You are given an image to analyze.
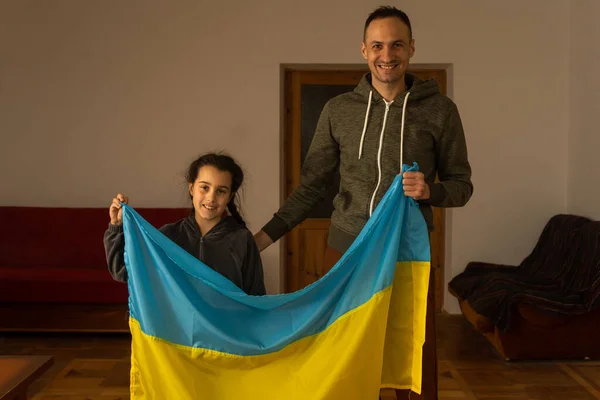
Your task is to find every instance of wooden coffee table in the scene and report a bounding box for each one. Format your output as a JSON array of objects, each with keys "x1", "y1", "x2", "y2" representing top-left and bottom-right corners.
[{"x1": 0, "y1": 356, "x2": 54, "y2": 400}]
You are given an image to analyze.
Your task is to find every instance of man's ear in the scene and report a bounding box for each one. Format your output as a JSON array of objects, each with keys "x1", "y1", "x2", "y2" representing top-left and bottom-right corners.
[
  {"x1": 361, "y1": 41, "x2": 368, "y2": 60},
  {"x1": 409, "y1": 38, "x2": 415, "y2": 59}
]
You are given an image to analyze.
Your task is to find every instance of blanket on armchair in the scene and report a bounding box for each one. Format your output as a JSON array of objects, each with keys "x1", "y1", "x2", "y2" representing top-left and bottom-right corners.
[{"x1": 449, "y1": 214, "x2": 600, "y2": 331}]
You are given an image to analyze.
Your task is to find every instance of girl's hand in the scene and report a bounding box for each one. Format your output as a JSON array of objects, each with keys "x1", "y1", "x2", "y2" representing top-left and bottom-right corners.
[{"x1": 109, "y1": 193, "x2": 129, "y2": 225}]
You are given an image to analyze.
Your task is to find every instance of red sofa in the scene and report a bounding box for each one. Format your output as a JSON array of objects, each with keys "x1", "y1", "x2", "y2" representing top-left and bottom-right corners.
[{"x1": 0, "y1": 206, "x2": 190, "y2": 331}]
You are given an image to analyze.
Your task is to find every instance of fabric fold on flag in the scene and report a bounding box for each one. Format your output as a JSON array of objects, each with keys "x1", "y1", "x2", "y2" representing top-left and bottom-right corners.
[{"x1": 123, "y1": 163, "x2": 431, "y2": 400}]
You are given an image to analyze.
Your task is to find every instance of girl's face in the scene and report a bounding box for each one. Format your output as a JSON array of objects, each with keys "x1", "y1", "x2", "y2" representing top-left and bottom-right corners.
[{"x1": 189, "y1": 165, "x2": 233, "y2": 224}]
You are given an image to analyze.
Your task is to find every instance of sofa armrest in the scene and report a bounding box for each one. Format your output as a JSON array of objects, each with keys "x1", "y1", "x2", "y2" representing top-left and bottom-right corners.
[{"x1": 459, "y1": 299, "x2": 494, "y2": 333}]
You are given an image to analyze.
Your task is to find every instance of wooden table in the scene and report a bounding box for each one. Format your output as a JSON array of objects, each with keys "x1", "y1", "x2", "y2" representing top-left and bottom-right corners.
[{"x1": 0, "y1": 356, "x2": 54, "y2": 400}]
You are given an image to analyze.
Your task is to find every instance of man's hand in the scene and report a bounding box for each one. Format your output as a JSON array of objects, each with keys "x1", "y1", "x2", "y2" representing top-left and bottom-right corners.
[
  {"x1": 254, "y1": 230, "x2": 274, "y2": 252},
  {"x1": 402, "y1": 171, "x2": 430, "y2": 200}
]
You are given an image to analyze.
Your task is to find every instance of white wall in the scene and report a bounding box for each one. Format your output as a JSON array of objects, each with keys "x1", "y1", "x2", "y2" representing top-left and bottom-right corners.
[
  {"x1": 569, "y1": 0, "x2": 600, "y2": 220},
  {"x1": 0, "y1": 0, "x2": 571, "y2": 309},
  {"x1": 410, "y1": 1, "x2": 571, "y2": 313}
]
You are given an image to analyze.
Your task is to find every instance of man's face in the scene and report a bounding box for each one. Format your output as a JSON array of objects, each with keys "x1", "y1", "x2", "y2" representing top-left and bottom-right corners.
[{"x1": 361, "y1": 17, "x2": 415, "y2": 86}]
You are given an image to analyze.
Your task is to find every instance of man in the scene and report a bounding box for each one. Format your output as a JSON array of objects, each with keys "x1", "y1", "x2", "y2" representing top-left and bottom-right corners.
[{"x1": 255, "y1": 6, "x2": 473, "y2": 399}]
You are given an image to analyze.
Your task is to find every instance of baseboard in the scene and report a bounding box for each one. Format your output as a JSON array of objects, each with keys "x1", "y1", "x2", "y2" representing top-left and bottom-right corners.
[{"x1": 0, "y1": 303, "x2": 130, "y2": 333}]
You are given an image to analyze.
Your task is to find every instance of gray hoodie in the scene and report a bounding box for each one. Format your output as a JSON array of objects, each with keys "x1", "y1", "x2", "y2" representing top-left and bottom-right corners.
[
  {"x1": 104, "y1": 215, "x2": 266, "y2": 296},
  {"x1": 262, "y1": 72, "x2": 473, "y2": 254}
]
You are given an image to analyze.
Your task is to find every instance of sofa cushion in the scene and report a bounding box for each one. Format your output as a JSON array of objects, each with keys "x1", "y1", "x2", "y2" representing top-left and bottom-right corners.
[
  {"x1": 0, "y1": 267, "x2": 128, "y2": 303},
  {"x1": 0, "y1": 206, "x2": 190, "y2": 271},
  {"x1": 0, "y1": 206, "x2": 190, "y2": 304},
  {"x1": 517, "y1": 303, "x2": 571, "y2": 328},
  {"x1": 0, "y1": 267, "x2": 117, "y2": 282}
]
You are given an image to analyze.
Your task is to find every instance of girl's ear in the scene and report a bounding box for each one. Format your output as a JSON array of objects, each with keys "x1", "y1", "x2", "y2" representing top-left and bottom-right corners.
[{"x1": 188, "y1": 183, "x2": 194, "y2": 197}]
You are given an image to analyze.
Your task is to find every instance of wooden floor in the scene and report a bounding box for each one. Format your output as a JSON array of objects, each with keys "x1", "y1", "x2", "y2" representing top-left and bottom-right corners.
[{"x1": 0, "y1": 314, "x2": 598, "y2": 399}]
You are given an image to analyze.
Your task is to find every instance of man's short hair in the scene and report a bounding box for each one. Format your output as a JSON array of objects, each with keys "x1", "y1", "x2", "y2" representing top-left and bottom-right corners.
[{"x1": 363, "y1": 6, "x2": 413, "y2": 40}]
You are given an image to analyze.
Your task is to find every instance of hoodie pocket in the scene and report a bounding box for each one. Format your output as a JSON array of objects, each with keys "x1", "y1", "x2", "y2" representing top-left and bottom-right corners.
[{"x1": 333, "y1": 190, "x2": 351, "y2": 211}]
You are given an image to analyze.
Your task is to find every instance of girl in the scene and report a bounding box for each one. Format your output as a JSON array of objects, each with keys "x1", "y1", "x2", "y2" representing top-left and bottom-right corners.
[{"x1": 104, "y1": 153, "x2": 266, "y2": 296}]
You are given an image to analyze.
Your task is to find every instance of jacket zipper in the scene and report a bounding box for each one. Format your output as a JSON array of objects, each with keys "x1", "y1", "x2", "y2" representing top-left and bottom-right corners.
[
  {"x1": 368, "y1": 100, "x2": 392, "y2": 216},
  {"x1": 199, "y1": 237, "x2": 204, "y2": 261}
]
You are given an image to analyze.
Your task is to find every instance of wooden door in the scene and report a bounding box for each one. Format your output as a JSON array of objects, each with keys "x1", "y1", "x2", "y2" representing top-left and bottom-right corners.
[{"x1": 283, "y1": 68, "x2": 447, "y2": 311}]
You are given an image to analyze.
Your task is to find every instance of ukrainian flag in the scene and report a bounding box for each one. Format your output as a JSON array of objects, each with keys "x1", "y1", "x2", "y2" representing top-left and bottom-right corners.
[{"x1": 122, "y1": 164, "x2": 431, "y2": 399}]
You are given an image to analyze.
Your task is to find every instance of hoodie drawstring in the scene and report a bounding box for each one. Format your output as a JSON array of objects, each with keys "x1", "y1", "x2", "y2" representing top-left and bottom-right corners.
[
  {"x1": 357, "y1": 90, "x2": 373, "y2": 160},
  {"x1": 364, "y1": 91, "x2": 411, "y2": 217},
  {"x1": 399, "y1": 92, "x2": 411, "y2": 173}
]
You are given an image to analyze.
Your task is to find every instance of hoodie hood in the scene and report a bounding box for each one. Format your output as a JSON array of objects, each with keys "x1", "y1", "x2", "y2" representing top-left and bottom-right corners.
[
  {"x1": 182, "y1": 214, "x2": 244, "y2": 240},
  {"x1": 354, "y1": 72, "x2": 441, "y2": 103}
]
